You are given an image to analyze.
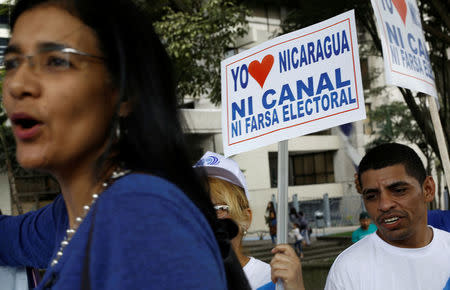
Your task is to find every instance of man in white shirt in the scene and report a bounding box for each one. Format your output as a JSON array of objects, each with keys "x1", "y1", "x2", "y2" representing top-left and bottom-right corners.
[{"x1": 325, "y1": 143, "x2": 450, "y2": 290}]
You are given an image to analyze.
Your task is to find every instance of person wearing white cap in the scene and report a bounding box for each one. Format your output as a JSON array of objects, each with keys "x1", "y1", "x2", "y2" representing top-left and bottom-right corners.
[{"x1": 194, "y1": 152, "x2": 305, "y2": 290}]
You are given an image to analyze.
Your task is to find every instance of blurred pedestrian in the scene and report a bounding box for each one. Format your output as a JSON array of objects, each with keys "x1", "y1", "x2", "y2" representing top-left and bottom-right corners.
[
  {"x1": 288, "y1": 207, "x2": 299, "y2": 230},
  {"x1": 351, "y1": 211, "x2": 377, "y2": 243},
  {"x1": 266, "y1": 202, "x2": 277, "y2": 244},
  {"x1": 288, "y1": 223, "x2": 304, "y2": 258},
  {"x1": 298, "y1": 211, "x2": 311, "y2": 245}
]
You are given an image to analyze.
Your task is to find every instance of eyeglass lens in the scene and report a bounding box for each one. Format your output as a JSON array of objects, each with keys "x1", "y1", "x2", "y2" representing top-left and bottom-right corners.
[{"x1": 2, "y1": 48, "x2": 103, "y2": 77}]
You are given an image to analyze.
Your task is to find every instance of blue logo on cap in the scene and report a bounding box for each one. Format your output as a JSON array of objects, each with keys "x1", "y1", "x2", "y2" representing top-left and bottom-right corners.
[{"x1": 196, "y1": 155, "x2": 219, "y2": 166}]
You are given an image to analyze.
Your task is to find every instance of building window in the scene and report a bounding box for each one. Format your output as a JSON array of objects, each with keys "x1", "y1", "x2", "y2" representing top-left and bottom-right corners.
[{"x1": 269, "y1": 151, "x2": 335, "y2": 187}]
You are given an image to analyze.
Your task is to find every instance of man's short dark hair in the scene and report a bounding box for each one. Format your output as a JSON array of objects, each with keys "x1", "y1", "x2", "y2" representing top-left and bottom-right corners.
[
  {"x1": 358, "y1": 143, "x2": 426, "y2": 188},
  {"x1": 359, "y1": 211, "x2": 370, "y2": 220}
]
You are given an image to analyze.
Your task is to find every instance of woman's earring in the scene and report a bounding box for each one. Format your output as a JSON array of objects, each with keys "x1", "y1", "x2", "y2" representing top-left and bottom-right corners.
[{"x1": 115, "y1": 124, "x2": 121, "y2": 140}]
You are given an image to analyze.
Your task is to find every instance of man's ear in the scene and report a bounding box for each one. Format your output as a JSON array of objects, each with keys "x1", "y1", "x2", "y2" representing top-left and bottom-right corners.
[
  {"x1": 118, "y1": 101, "x2": 132, "y2": 117},
  {"x1": 422, "y1": 176, "x2": 435, "y2": 202}
]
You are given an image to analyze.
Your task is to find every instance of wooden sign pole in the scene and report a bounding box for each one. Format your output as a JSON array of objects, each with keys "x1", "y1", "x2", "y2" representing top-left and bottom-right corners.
[{"x1": 428, "y1": 95, "x2": 450, "y2": 197}]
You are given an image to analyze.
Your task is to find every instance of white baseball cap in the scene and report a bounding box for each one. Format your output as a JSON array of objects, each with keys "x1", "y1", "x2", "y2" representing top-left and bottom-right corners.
[{"x1": 194, "y1": 151, "x2": 249, "y2": 198}]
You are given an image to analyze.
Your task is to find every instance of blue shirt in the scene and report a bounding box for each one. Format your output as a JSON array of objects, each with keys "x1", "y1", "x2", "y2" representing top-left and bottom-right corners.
[
  {"x1": 428, "y1": 210, "x2": 450, "y2": 232},
  {"x1": 352, "y1": 223, "x2": 377, "y2": 243},
  {"x1": 0, "y1": 173, "x2": 226, "y2": 289}
]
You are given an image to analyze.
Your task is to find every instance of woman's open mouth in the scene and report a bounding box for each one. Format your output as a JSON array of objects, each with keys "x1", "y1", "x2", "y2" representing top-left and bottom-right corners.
[{"x1": 10, "y1": 113, "x2": 43, "y2": 140}]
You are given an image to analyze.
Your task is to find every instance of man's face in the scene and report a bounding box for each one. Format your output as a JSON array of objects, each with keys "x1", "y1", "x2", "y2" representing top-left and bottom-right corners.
[
  {"x1": 360, "y1": 218, "x2": 371, "y2": 230},
  {"x1": 360, "y1": 164, "x2": 434, "y2": 248}
]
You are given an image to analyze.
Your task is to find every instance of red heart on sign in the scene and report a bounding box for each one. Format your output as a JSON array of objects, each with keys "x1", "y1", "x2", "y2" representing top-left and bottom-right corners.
[
  {"x1": 249, "y1": 54, "x2": 274, "y2": 88},
  {"x1": 392, "y1": 0, "x2": 407, "y2": 25}
]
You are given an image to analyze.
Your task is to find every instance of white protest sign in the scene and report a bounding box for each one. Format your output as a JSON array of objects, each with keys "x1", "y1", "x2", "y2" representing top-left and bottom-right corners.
[
  {"x1": 371, "y1": 0, "x2": 437, "y2": 97},
  {"x1": 221, "y1": 10, "x2": 366, "y2": 157}
]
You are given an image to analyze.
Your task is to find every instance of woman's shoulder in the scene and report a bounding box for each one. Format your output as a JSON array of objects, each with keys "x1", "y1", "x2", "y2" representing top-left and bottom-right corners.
[
  {"x1": 104, "y1": 172, "x2": 192, "y2": 204},
  {"x1": 94, "y1": 172, "x2": 210, "y2": 227},
  {"x1": 111, "y1": 172, "x2": 181, "y2": 191},
  {"x1": 89, "y1": 172, "x2": 218, "y2": 251}
]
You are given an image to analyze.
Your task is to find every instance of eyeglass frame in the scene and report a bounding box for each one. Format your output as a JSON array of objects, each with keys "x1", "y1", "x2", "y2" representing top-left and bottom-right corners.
[
  {"x1": 213, "y1": 205, "x2": 230, "y2": 211},
  {"x1": 1, "y1": 44, "x2": 105, "y2": 76}
]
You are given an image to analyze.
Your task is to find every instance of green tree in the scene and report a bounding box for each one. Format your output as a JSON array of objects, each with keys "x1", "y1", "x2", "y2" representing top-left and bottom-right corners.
[
  {"x1": 367, "y1": 101, "x2": 434, "y2": 173},
  {"x1": 154, "y1": 0, "x2": 250, "y2": 105},
  {"x1": 273, "y1": 0, "x2": 449, "y2": 164}
]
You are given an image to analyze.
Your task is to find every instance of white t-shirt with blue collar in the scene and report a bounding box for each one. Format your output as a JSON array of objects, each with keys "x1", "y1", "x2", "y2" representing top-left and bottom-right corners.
[{"x1": 243, "y1": 257, "x2": 275, "y2": 290}]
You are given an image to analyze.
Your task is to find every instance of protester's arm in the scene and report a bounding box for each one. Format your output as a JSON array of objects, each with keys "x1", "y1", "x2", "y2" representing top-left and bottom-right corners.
[
  {"x1": 270, "y1": 244, "x2": 305, "y2": 290},
  {"x1": 0, "y1": 196, "x2": 61, "y2": 268}
]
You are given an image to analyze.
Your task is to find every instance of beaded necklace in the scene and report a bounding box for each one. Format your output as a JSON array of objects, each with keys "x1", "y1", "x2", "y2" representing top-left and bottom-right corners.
[{"x1": 50, "y1": 168, "x2": 130, "y2": 267}]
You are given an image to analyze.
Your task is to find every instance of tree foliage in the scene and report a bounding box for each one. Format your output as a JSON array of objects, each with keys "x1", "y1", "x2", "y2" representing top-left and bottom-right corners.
[
  {"x1": 276, "y1": 0, "x2": 450, "y2": 163},
  {"x1": 367, "y1": 101, "x2": 434, "y2": 172},
  {"x1": 154, "y1": 0, "x2": 250, "y2": 105}
]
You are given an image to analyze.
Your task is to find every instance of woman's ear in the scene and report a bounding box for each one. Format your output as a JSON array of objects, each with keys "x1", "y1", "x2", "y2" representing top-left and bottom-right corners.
[{"x1": 244, "y1": 208, "x2": 252, "y2": 227}]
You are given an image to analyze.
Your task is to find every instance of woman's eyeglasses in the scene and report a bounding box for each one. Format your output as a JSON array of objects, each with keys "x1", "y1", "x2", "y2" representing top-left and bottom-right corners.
[
  {"x1": 213, "y1": 205, "x2": 230, "y2": 219},
  {"x1": 2, "y1": 46, "x2": 105, "y2": 77}
]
